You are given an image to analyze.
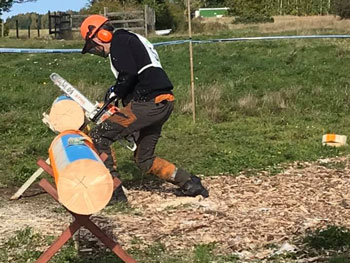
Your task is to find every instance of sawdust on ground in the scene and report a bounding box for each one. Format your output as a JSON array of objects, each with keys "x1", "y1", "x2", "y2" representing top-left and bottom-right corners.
[{"x1": 1, "y1": 156, "x2": 350, "y2": 261}]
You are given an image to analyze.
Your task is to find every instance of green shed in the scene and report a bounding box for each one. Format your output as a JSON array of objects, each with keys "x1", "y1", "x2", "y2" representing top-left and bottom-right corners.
[{"x1": 195, "y1": 8, "x2": 230, "y2": 18}]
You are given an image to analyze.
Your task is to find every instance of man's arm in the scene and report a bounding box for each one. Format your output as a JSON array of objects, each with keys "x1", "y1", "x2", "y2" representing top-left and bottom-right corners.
[
  {"x1": 110, "y1": 33, "x2": 138, "y2": 100},
  {"x1": 113, "y1": 71, "x2": 137, "y2": 100}
]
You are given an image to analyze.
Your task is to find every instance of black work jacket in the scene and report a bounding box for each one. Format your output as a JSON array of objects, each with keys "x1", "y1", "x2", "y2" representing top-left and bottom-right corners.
[{"x1": 109, "y1": 29, "x2": 173, "y2": 103}]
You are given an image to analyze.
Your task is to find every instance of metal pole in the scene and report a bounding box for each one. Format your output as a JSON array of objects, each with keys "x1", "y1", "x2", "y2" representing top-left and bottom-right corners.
[{"x1": 187, "y1": 0, "x2": 195, "y2": 123}]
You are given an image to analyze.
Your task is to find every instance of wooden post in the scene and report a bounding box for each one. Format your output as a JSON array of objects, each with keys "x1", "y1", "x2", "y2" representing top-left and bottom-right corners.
[
  {"x1": 1, "y1": 18, "x2": 4, "y2": 38},
  {"x1": 280, "y1": 0, "x2": 283, "y2": 15},
  {"x1": 37, "y1": 15, "x2": 40, "y2": 37},
  {"x1": 54, "y1": 12, "x2": 57, "y2": 39},
  {"x1": 187, "y1": 0, "x2": 196, "y2": 123},
  {"x1": 16, "y1": 20, "x2": 19, "y2": 38},
  {"x1": 104, "y1": 7, "x2": 108, "y2": 17},
  {"x1": 144, "y1": 5, "x2": 148, "y2": 37},
  {"x1": 70, "y1": 12, "x2": 73, "y2": 31},
  {"x1": 48, "y1": 11, "x2": 51, "y2": 34},
  {"x1": 28, "y1": 25, "x2": 30, "y2": 38}
]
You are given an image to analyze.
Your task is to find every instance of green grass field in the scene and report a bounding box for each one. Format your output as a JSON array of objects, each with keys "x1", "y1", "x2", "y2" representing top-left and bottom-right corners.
[
  {"x1": 1, "y1": 18, "x2": 350, "y2": 262},
  {"x1": 1, "y1": 32, "x2": 350, "y2": 186}
]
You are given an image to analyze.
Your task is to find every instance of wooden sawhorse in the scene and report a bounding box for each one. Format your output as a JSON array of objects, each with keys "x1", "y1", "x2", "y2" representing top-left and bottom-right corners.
[{"x1": 35, "y1": 159, "x2": 137, "y2": 263}]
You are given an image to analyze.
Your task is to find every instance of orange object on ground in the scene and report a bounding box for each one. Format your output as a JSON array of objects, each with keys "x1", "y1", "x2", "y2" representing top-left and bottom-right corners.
[{"x1": 322, "y1": 134, "x2": 347, "y2": 147}]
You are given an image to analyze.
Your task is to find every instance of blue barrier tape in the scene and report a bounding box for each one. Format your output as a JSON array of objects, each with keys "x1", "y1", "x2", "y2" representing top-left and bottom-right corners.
[
  {"x1": 1, "y1": 35, "x2": 350, "y2": 53},
  {"x1": 0, "y1": 48, "x2": 81, "y2": 53},
  {"x1": 153, "y1": 40, "x2": 188, "y2": 47},
  {"x1": 192, "y1": 35, "x2": 350, "y2": 44}
]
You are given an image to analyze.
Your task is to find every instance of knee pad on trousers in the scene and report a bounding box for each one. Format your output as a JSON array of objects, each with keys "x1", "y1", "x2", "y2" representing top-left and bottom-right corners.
[{"x1": 147, "y1": 157, "x2": 177, "y2": 181}]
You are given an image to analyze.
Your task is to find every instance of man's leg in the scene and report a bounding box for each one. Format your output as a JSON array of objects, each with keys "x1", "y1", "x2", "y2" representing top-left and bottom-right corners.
[
  {"x1": 135, "y1": 124, "x2": 209, "y2": 198},
  {"x1": 89, "y1": 101, "x2": 169, "y2": 202},
  {"x1": 89, "y1": 120, "x2": 131, "y2": 203}
]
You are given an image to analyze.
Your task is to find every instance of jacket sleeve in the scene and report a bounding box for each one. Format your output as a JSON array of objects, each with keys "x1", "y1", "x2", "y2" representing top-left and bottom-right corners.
[
  {"x1": 110, "y1": 34, "x2": 138, "y2": 99},
  {"x1": 113, "y1": 71, "x2": 137, "y2": 99}
]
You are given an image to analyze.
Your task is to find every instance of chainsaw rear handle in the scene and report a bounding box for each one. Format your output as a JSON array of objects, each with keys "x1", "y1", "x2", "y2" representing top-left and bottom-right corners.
[
  {"x1": 91, "y1": 95, "x2": 118, "y2": 123},
  {"x1": 91, "y1": 96, "x2": 137, "y2": 152}
]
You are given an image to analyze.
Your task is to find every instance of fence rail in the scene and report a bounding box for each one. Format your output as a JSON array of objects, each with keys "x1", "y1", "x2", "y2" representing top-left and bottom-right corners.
[
  {"x1": 107, "y1": 11, "x2": 144, "y2": 16},
  {"x1": 48, "y1": 6, "x2": 155, "y2": 39},
  {"x1": 110, "y1": 19, "x2": 145, "y2": 24}
]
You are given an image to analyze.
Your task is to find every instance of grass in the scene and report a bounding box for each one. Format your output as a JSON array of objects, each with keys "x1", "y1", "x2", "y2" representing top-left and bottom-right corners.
[
  {"x1": 2, "y1": 16, "x2": 350, "y2": 262},
  {"x1": 303, "y1": 225, "x2": 350, "y2": 250},
  {"x1": 0, "y1": 227, "x2": 239, "y2": 263},
  {"x1": 296, "y1": 225, "x2": 350, "y2": 262},
  {"x1": 2, "y1": 23, "x2": 350, "y2": 185},
  {"x1": 7, "y1": 29, "x2": 50, "y2": 38}
]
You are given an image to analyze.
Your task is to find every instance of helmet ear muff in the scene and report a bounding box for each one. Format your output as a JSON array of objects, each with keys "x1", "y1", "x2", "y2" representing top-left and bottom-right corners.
[{"x1": 97, "y1": 29, "x2": 113, "y2": 43}]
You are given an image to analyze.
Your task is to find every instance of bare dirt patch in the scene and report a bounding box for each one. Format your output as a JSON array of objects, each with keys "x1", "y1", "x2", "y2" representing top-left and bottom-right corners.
[{"x1": 1, "y1": 156, "x2": 350, "y2": 261}]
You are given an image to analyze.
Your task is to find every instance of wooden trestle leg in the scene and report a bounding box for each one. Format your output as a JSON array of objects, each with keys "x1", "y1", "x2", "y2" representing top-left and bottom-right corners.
[{"x1": 35, "y1": 158, "x2": 137, "y2": 263}]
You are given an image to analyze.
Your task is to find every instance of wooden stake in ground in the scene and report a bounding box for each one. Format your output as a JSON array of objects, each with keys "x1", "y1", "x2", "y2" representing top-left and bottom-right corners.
[
  {"x1": 1, "y1": 18, "x2": 4, "y2": 38},
  {"x1": 48, "y1": 95, "x2": 85, "y2": 133},
  {"x1": 49, "y1": 130, "x2": 113, "y2": 215},
  {"x1": 187, "y1": 0, "x2": 196, "y2": 123},
  {"x1": 10, "y1": 158, "x2": 50, "y2": 200}
]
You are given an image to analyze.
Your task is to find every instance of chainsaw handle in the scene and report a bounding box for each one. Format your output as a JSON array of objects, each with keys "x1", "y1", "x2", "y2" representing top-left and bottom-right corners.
[{"x1": 91, "y1": 96, "x2": 118, "y2": 122}]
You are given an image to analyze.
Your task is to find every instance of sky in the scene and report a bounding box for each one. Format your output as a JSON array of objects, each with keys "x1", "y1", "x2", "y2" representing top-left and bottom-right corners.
[{"x1": 2, "y1": 0, "x2": 89, "y2": 20}]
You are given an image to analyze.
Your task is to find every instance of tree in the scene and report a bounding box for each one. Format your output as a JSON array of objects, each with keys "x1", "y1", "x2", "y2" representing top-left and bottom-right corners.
[
  {"x1": 0, "y1": 0, "x2": 37, "y2": 15},
  {"x1": 333, "y1": 0, "x2": 350, "y2": 19}
]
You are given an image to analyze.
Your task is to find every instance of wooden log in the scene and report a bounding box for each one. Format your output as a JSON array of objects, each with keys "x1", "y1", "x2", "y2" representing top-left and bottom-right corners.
[
  {"x1": 48, "y1": 95, "x2": 85, "y2": 133},
  {"x1": 49, "y1": 130, "x2": 113, "y2": 215}
]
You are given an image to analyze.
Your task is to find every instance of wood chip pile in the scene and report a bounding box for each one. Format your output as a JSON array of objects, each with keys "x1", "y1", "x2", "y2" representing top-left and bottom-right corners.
[{"x1": 1, "y1": 156, "x2": 350, "y2": 260}]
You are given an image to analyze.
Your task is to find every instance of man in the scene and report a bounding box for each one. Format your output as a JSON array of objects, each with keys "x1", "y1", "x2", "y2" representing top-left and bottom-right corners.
[{"x1": 80, "y1": 15, "x2": 209, "y2": 203}]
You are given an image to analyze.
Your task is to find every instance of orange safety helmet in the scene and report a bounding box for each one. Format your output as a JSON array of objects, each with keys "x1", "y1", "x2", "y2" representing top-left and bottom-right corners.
[
  {"x1": 81, "y1": 15, "x2": 113, "y2": 55},
  {"x1": 81, "y1": 14, "x2": 109, "y2": 40}
]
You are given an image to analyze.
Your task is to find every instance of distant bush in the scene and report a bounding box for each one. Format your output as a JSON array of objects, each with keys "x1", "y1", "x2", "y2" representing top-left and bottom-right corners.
[
  {"x1": 155, "y1": 2, "x2": 186, "y2": 31},
  {"x1": 333, "y1": 0, "x2": 350, "y2": 19},
  {"x1": 234, "y1": 14, "x2": 274, "y2": 24},
  {"x1": 0, "y1": 20, "x2": 9, "y2": 36}
]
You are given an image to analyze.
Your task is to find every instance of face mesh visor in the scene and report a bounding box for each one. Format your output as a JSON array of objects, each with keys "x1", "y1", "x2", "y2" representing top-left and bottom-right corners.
[
  {"x1": 82, "y1": 37, "x2": 97, "y2": 54},
  {"x1": 82, "y1": 37, "x2": 107, "y2": 57}
]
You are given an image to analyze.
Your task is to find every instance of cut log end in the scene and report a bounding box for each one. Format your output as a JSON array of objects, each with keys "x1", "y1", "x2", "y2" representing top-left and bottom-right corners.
[
  {"x1": 49, "y1": 99, "x2": 85, "y2": 132},
  {"x1": 57, "y1": 159, "x2": 113, "y2": 215}
]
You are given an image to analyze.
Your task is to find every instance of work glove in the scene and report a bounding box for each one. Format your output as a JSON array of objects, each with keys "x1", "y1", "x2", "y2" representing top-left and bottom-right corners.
[{"x1": 104, "y1": 85, "x2": 118, "y2": 103}]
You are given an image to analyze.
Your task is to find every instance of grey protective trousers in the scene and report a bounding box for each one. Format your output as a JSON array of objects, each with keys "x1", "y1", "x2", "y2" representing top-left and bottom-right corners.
[{"x1": 90, "y1": 99, "x2": 174, "y2": 178}]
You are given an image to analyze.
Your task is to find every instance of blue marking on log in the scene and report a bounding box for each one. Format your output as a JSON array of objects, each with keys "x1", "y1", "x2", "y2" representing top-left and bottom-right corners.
[
  {"x1": 60, "y1": 134, "x2": 98, "y2": 163},
  {"x1": 54, "y1": 95, "x2": 73, "y2": 103}
]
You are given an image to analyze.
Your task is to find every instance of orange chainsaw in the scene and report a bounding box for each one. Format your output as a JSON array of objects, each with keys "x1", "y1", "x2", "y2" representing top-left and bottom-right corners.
[{"x1": 49, "y1": 72, "x2": 136, "y2": 151}]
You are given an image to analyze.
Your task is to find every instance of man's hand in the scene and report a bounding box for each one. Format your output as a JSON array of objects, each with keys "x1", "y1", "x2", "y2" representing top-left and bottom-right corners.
[{"x1": 104, "y1": 86, "x2": 117, "y2": 103}]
